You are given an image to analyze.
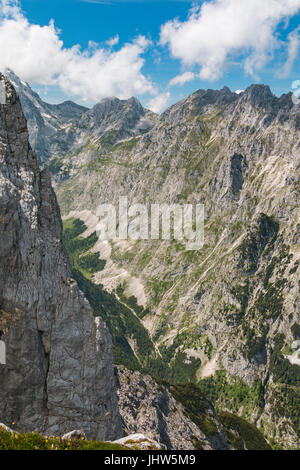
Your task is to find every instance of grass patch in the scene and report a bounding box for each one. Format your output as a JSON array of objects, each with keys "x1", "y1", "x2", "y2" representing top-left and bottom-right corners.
[{"x1": 0, "y1": 428, "x2": 127, "y2": 451}]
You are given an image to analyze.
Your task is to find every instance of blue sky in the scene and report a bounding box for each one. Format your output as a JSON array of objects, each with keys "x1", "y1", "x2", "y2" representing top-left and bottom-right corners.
[{"x1": 1, "y1": 0, "x2": 300, "y2": 112}]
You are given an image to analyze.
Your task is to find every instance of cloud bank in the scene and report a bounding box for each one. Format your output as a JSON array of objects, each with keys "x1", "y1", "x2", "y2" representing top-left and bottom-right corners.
[
  {"x1": 160, "y1": 0, "x2": 300, "y2": 81},
  {"x1": 0, "y1": 0, "x2": 155, "y2": 101},
  {"x1": 1, "y1": 0, "x2": 300, "y2": 111}
]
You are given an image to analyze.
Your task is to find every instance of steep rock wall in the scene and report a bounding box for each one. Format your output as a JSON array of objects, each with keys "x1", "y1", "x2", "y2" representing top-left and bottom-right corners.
[{"x1": 0, "y1": 74, "x2": 122, "y2": 440}]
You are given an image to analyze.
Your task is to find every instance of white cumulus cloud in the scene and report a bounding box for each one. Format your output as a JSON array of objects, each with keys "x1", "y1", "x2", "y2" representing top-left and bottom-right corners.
[
  {"x1": 160, "y1": 0, "x2": 300, "y2": 81},
  {"x1": 279, "y1": 27, "x2": 300, "y2": 78},
  {"x1": 147, "y1": 91, "x2": 170, "y2": 113},
  {"x1": 105, "y1": 34, "x2": 119, "y2": 47},
  {"x1": 168, "y1": 71, "x2": 195, "y2": 87},
  {"x1": 0, "y1": 0, "x2": 156, "y2": 101}
]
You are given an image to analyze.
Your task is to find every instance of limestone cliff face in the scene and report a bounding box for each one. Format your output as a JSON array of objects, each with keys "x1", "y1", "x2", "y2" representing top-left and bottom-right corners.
[{"x1": 0, "y1": 74, "x2": 122, "y2": 440}]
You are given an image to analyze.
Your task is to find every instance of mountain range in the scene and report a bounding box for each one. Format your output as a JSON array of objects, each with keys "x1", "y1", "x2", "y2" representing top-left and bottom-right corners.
[{"x1": 1, "y1": 69, "x2": 299, "y2": 450}]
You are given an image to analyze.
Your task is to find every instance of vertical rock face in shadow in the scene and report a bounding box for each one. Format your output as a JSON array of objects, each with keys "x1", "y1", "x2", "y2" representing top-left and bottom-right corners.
[
  {"x1": 0, "y1": 74, "x2": 122, "y2": 440},
  {"x1": 230, "y1": 153, "x2": 246, "y2": 195}
]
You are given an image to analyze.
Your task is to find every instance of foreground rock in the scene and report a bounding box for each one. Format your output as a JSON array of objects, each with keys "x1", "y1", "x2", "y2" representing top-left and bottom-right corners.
[
  {"x1": 0, "y1": 423, "x2": 14, "y2": 434},
  {"x1": 61, "y1": 430, "x2": 87, "y2": 440},
  {"x1": 0, "y1": 74, "x2": 122, "y2": 440},
  {"x1": 110, "y1": 433, "x2": 164, "y2": 450}
]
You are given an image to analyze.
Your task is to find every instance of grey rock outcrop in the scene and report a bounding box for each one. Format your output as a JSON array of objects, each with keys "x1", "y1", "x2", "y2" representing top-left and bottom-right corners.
[
  {"x1": 47, "y1": 96, "x2": 158, "y2": 162},
  {"x1": 115, "y1": 366, "x2": 228, "y2": 450},
  {"x1": 0, "y1": 73, "x2": 122, "y2": 440},
  {"x1": 61, "y1": 430, "x2": 87, "y2": 440}
]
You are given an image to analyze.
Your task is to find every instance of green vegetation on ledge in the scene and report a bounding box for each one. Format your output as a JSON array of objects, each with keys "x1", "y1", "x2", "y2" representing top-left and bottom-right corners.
[
  {"x1": 217, "y1": 412, "x2": 271, "y2": 450},
  {"x1": 0, "y1": 428, "x2": 127, "y2": 451}
]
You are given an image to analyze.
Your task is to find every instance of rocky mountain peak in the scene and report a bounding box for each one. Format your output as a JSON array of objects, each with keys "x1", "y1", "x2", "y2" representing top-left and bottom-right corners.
[
  {"x1": 161, "y1": 86, "x2": 237, "y2": 124},
  {"x1": 80, "y1": 95, "x2": 149, "y2": 129},
  {"x1": 193, "y1": 86, "x2": 237, "y2": 109},
  {"x1": 2, "y1": 69, "x2": 88, "y2": 163},
  {"x1": 239, "y1": 84, "x2": 275, "y2": 107},
  {"x1": 3, "y1": 68, "x2": 30, "y2": 91},
  {"x1": 58, "y1": 94, "x2": 158, "y2": 152}
]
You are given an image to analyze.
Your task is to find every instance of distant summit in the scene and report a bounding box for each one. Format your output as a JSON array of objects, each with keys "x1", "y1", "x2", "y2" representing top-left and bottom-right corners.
[
  {"x1": 3, "y1": 70, "x2": 158, "y2": 163},
  {"x1": 4, "y1": 69, "x2": 88, "y2": 162}
]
